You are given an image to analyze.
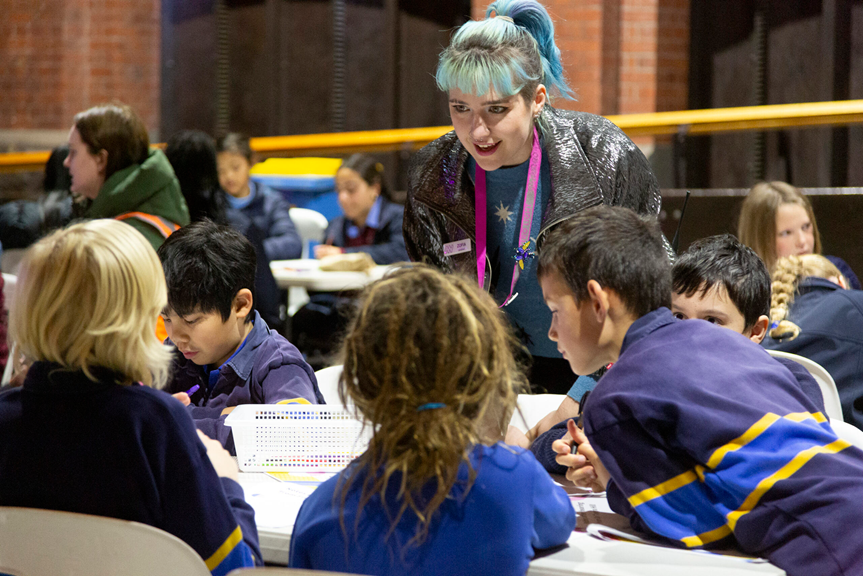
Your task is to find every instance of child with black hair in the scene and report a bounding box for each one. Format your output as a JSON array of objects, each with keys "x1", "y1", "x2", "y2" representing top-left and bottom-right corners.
[
  {"x1": 159, "y1": 220, "x2": 323, "y2": 453},
  {"x1": 528, "y1": 233, "x2": 827, "y2": 464},
  {"x1": 543, "y1": 206, "x2": 863, "y2": 575},
  {"x1": 670, "y1": 234, "x2": 824, "y2": 411},
  {"x1": 216, "y1": 133, "x2": 301, "y2": 262},
  {"x1": 289, "y1": 266, "x2": 574, "y2": 575}
]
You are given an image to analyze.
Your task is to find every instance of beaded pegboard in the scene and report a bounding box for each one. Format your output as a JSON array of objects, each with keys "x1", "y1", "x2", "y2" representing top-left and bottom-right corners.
[{"x1": 226, "y1": 404, "x2": 371, "y2": 472}]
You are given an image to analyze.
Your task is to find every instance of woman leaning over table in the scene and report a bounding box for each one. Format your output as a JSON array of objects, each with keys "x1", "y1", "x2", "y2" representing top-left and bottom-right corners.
[{"x1": 404, "y1": 0, "x2": 664, "y2": 393}]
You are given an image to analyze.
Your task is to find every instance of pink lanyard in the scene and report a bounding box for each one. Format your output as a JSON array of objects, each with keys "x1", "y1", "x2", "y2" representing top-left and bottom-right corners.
[{"x1": 474, "y1": 127, "x2": 542, "y2": 307}]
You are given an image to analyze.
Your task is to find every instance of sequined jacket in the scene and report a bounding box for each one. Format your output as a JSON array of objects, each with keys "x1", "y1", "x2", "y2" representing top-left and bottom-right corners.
[{"x1": 404, "y1": 106, "x2": 662, "y2": 290}]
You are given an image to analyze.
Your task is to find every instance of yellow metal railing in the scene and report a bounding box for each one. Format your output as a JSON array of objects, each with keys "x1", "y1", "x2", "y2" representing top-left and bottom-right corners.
[{"x1": 3, "y1": 99, "x2": 863, "y2": 174}]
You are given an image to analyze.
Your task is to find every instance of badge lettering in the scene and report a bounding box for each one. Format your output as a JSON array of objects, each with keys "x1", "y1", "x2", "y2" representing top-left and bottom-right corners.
[{"x1": 443, "y1": 239, "x2": 471, "y2": 257}]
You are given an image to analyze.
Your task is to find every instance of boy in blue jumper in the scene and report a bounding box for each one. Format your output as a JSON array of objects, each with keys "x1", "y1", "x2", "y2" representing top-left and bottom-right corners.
[
  {"x1": 542, "y1": 206, "x2": 863, "y2": 575},
  {"x1": 529, "y1": 233, "x2": 827, "y2": 463},
  {"x1": 158, "y1": 220, "x2": 323, "y2": 454}
]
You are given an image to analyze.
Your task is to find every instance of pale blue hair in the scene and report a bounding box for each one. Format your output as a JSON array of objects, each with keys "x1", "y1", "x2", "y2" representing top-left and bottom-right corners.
[{"x1": 435, "y1": 0, "x2": 573, "y2": 101}]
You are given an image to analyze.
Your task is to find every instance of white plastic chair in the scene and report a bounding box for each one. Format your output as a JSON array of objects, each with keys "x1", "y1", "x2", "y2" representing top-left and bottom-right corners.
[
  {"x1": 2, "y1": 274, "x2": 18, "y2": 387},
  {"x1": 767, "y1": 349, "x2": 843, "y2": 421},
  {"x1": 2, "y1": 273, "x2": 16, "y2": 316},
  {"x1": 0, "y1": 506, "x2": 210, "y2": 576},
  {"x1": 829, "y1": 419, "x2": 863, "y2": 450},
  {"x1": 314, "y1": 364, "x2": 344, "y2": 407},
  {"x1": 286, "y1": 208, "x2": 329, "y2": 315},
  {"x1": 509, "y1": 393, "x2": 567, "y2": 432},
  {"x1": 0, "y1": 249, "x2": 26, "y2": 276},
  {"x1": 289, "y1": 207, "x2": 329, "y2": 259}
]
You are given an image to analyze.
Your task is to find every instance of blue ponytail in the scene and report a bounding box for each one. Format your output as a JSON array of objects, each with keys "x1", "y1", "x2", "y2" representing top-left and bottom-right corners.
[
  {"x1": 485, "y1": 0, "x2": 572, "y2": 99},
  {"x1": 436, "y1": 0, "x2": 573, "y2": 101}
]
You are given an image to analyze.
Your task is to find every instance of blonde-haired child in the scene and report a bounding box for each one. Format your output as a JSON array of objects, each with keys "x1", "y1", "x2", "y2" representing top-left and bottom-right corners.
[
  {"x1": 737, "y1": 181, "x2": 860, "y2": 288},
  {"x1": 0, "y1": 219, "x2": 260, "y2": 574},
  {"x1": 764, "y1": 254, "x2": 863, "y2": 428},
  {"x1": 289, "y1": 265, "x2": 575, "y2": 575}
]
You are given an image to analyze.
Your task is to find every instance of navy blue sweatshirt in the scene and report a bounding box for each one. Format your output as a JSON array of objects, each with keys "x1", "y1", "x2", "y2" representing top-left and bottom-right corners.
[
  {"x1": 0, "y1": 362, "x2": 261, "y2": 575},
  {"x1": 587, "y1": 308, "x2": 863, "y2": 576}
]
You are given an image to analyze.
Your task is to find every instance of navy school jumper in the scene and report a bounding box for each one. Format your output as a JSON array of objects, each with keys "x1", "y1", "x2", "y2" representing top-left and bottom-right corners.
[
  {"x1": 166, "y1": 310, "x2": 323, "y2": 454},
  {"x1": 587, "y1": 308, "x2": 863, "y2": 576},
  {"x1": 0, "y1": 362, "x2": 261, "y2": 575}
]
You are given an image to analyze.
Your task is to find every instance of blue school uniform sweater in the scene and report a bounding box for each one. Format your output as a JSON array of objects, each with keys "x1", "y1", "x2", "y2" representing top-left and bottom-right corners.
[
  {"x1": 762, "y1": 277, "x2": 863, "y2": 429},
  {"x1": 586, "y1": 308, "x2": 863, "y2": 576},
  {"x1": 0, "y1": 362, "x2": 261, "y2": 575},
  {"x1": 323, "y1": 196, "x2": 409, "y2": 265},
  {"x1": 167, "y1": 311, "x2": 323, "y2": 454},
  {"x1": 289, "y1": 443, "x2": 575, "y2": 576}
]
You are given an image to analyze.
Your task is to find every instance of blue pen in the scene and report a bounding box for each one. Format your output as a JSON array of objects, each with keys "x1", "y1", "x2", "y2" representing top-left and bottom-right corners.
[{"x1": 185, "y1": 384, "x2": 200, "y2": 396}]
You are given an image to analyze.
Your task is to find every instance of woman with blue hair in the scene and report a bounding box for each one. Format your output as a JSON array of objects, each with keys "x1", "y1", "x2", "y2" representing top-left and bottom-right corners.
[{"x1": 404, "y1": 0, "x2": 664, "y2": 394}]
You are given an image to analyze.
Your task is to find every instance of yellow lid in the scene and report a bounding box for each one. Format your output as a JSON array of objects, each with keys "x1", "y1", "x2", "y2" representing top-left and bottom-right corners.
[{"x1": 250, "y1": 157, "x2": 342, "y2": 177}]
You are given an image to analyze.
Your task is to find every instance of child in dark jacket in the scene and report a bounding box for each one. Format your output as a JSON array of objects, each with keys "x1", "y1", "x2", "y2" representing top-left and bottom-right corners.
[
  {"x1": 764, "y1": 254, "x2": 863, "y2": 429},
  {"x1": 217, "y1": 133, "x2": 302, "y2": 262},
  {"x1": 314, "y1": 153, "x2": 409, "y2": 265},
  {"x1": 543, "y1": 206, "x2": 863, "y2": 576},
  {"x1": 0, "y1": 219, "x2": 260, "y2": 574},
  {"x1": 159, "y1": 220, "x2": 323, "y2": 454},
  {"x1": 527, "y1": 233, "x2": 826, "y2": 462}
]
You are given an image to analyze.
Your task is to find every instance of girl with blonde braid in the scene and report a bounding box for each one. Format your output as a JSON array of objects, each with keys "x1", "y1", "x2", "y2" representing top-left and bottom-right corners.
[
  {"x1": 764, "y1": 254, "x2": 863, "y2": 429},
  {"x1": 289, "y1": 265, "x2": 575, "y2": 575}
]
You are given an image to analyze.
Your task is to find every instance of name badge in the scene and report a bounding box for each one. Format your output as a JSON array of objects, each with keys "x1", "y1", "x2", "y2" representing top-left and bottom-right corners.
[{"x1": 443, "y1": 239, "x2": 471, "y2": 257}]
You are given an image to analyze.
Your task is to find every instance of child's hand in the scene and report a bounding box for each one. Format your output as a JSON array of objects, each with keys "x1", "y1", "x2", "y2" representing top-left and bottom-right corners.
[
  {"x1": 172, "y1": 392, "x2": 191, "y2": 406},
  {"x1": 314, "y1": 244, "x2": 344, "y2": 259},
  {"x1": 552, "y1": 419, "x2": 610, "y2": 492},
  {"x1": 504, "y1": 425, "x2": 531, "y2": 449},
  {"x1": 197, "y1": 430, "x2": 239, "y2": 481}
]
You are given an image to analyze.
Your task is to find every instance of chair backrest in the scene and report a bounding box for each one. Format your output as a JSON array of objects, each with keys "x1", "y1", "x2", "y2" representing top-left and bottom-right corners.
[
  {"x1": 289, "y1": 207, "x2": 329, "y2": 259},
  {"x1": 2, "y1": 273, "x2": 16, "y2": 315},
  {"x1": 509, "y1": 394, "x2": 567, "y2": 432},
  {"x1": 829, "y1": 418, "x2": 863, "y2": 450},
  {"x1": 0, "y1": 249, "x2": 26, "y2": 276},
  {"x1": 0, "y1": 506, "x2": 210, "y2": 576},
  {"x1": 767, "y1": 349, "x2": 844, "y2": 420},
  {"x1": 315, "y1": 364, "x2": 344, "y2": 407}
]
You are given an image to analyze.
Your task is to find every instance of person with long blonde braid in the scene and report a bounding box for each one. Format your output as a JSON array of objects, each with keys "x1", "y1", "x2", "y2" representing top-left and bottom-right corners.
[
  {"x1": 288, "y1": 265, "x2": 574, "y2": 575},
  {"x1": 764, "y1": 254, "x2": 863, "y2": 429}
]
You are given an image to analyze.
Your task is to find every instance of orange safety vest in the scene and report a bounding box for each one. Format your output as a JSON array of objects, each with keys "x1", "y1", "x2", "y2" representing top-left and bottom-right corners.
[
  {"x1": 115, "y1": 211, "x2": 181, "y2": 239},
  {"x1": 114, "y1": 212, "x2": 180, "y2": 342}
]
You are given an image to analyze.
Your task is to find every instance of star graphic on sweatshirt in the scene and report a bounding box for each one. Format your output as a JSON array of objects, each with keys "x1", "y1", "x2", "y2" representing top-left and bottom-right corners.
[{"x1": 495, "y1": 201, "x2": 513, "y2": 223}]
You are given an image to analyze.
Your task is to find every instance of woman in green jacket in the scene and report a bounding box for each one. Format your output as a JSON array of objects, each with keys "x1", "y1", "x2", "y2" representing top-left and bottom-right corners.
[{"x1": 63, "y1": 103, "x2": 189, "y2": 249}]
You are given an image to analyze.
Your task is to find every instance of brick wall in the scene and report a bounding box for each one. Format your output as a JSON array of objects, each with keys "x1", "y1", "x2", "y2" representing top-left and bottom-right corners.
[
  {"x1": 469, "y1": 0, "x2": 690, "y2": 117},
  {"x1": 0, "y1": 0, "x2": 161, "y2": 143}
]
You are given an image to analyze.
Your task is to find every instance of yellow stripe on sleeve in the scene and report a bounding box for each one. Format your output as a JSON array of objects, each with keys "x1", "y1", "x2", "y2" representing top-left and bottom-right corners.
[
  {"x1": 628, "y1": 469, "x2": 700, "y2": 507},
  {"x1": 784, "y1": 411, "x2": 827, "y2": 424},
  {"x1": 726, "y1": 438, "x2": 851, "y2": 531},
  {"x1": 681, "y1": 523, "x2": 733, "y2": 548},
  {"x1": 277, "y1": 398, "x2": 312, "y2": 405},
  {"x1": 705, "y1": 413, "x2": 780, "y2": 469},
  {"x1": 205, "y1": 525, "x2": 244, "y2": 571},
  {"x1": 704, "y1": 412, "x2": 826, "y2": 470}
]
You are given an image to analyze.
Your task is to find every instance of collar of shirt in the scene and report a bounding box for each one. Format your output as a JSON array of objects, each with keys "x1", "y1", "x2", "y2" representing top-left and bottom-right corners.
[
  {"x1": 346, "y1": 195, "x2": 383, "y2": 239},
  {"x1": 225, "y1": 180, "x2": 259, "y2": 210},
  {"x1": 202, "y1": 310, "x2": 273, "y2": 389},
  {"x1": 797, "y1": 276, "x2": 842, "y2": 296},
  {"x1": 23, "y1": 361, "x2": 122, "y2": 394},
  {"x1": 619, "y1": 307, "x2": 677, "y2": 356}
]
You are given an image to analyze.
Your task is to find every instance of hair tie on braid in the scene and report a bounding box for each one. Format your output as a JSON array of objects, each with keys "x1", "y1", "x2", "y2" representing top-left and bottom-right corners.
[
  {"x1": 416, "y1": 402, "x2": 446, "y2": 412},
  {"x1": 493, "y1": 14, "x2": 514, "y2": 23}
]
